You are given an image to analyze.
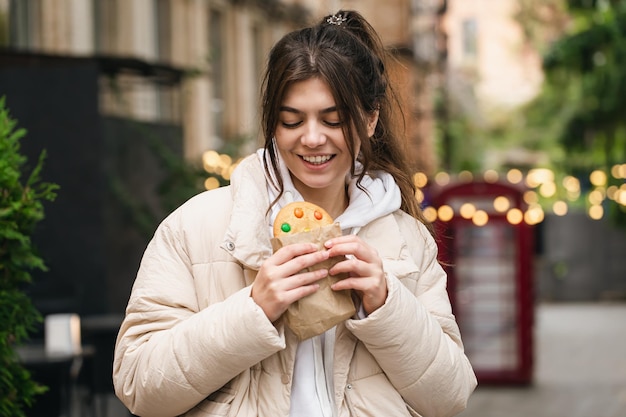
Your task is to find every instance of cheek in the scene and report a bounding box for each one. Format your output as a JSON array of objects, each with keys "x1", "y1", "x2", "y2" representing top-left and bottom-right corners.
[{"x1": 274, "y1": 130, "x2": 295, "y2": 150}]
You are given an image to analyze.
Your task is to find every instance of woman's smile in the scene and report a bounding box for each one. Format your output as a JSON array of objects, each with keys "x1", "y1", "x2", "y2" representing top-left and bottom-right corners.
[
  {"x1": 299, "y1": 154, "x2": 335, "y2": 166},
  {"x1": 274, "y1": 77, "x2": 356, "y2": 203}
]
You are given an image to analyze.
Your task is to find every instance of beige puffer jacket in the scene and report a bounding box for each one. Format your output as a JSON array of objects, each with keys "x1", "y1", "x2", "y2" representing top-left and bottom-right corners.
[{"x1": 113, "y1": 154, "x2": 476, "y2": 417}]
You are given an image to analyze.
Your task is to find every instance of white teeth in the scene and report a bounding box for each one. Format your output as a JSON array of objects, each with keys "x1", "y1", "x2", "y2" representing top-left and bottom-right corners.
[{"x1": 302, "y1": 155, "x2": 332, "y2": 164}]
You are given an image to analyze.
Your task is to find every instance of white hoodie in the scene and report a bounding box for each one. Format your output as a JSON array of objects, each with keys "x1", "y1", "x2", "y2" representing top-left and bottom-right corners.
[{"x1": 257, "y1": 149, "x2": 402, "y2": 417}]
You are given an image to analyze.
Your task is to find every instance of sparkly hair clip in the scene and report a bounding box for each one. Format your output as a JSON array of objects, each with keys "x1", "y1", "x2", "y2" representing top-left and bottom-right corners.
[{"x1": 326, "y1": 13, "x2": 347, "y2": 26}]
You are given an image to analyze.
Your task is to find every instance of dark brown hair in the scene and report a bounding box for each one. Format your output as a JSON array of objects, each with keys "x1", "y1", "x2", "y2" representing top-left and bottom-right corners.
[{"x1": 260, "y1": 10, "x2": 428, "y2": 225}]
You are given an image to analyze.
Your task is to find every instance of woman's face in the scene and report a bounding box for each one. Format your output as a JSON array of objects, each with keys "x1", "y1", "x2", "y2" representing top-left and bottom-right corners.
[{"x1": 274, "y1": 77, "x2": 375, "y2": 201}]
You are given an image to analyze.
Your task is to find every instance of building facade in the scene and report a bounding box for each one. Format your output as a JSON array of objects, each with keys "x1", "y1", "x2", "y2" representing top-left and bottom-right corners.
[
  {"x1": 443, "y1": 0, "x2": 543, "y2": 121},
  {"x1": 1, "y1": 0, "x2": 443, "y2": 172}
]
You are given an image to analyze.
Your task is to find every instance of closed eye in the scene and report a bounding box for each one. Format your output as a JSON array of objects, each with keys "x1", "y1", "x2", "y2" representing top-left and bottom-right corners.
[
  {"x1": 281, "y1": 121, "x2": 302, "y2": 128},
  {"x1": 324, "y1": 120, "x2": 342, "y2": 128},
  {"x1": 279, "y1": 105, "x2": 341, "y2": 129}
]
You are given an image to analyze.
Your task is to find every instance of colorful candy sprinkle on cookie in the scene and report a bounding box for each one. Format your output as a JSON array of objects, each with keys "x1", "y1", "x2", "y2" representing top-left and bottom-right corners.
[{"x1": 272, "y1": 201, "x2": 334, "y2": 237}]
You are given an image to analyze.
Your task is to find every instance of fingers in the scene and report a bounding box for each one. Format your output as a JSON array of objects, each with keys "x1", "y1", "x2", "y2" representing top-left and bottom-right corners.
[
  {"x1": 281, "y1": 268, "x2": 328, "y2": 300},
  {"x1": 324, "y1": 235, "x2": 388, "y2": 314},
  {"x1": 271, "y1": 243, "x2": 330, "y2": 277},
  {"x1": 324, "y1": 236, "x2": 381, "y2": 279},
  {"x1": 252, "y1": 243, "x2": 330, "y2": 322},
  {"x1": 328, "y1": 255, "x2": 375, "y2": 278},
  {"x1": 324, "y1": 235, "x2": 379, "y2": 264},
  {"x1": 273, "y1": 242, "x2": 319, "y2": 260}
]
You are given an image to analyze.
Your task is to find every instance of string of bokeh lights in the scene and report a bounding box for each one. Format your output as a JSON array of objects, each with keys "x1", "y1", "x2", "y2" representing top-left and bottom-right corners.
[{"x1": 202, "y1": 149, "x2": 626, "y2": 227}]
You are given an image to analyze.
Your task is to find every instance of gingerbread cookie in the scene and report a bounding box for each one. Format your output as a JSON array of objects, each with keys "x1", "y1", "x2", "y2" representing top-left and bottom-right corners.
[{"x1": 273, "y1": 201, "x2": 333, "y2": 237}]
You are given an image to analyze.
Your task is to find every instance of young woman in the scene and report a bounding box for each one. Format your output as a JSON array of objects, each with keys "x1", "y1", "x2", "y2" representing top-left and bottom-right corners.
[{"x1": 113, "y1": 10, "x2": 476, "y2": 417}]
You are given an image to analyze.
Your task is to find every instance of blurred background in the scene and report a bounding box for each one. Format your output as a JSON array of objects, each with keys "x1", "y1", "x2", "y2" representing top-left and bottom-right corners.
[{"x1": 0, "y1": 0, "x2": 624, "y2": 416}]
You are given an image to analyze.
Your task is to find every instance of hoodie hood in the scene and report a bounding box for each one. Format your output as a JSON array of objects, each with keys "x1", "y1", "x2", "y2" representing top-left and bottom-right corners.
[{"x1": 257, "y1": 148, "x2": 401, "y2": 233}]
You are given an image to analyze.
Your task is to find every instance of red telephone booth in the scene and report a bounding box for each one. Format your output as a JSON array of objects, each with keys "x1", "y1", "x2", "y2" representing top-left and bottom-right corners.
[{"x1": 430, "y1": 180, "x2": 534, "y2": 385}]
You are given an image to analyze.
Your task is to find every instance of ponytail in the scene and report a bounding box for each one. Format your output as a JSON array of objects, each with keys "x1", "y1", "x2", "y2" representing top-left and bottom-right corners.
[
  {"x1": 319, "y1": 11, "x2": 429, "y2": 228},
  {"x1": 262, "y1": 10, "x2": 431, "y2": 230}
]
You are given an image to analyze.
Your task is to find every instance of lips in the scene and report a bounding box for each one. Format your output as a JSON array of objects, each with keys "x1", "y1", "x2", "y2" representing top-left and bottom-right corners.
[{"x1": 301, "y1": 154, "x2": 334, "y2": 165}]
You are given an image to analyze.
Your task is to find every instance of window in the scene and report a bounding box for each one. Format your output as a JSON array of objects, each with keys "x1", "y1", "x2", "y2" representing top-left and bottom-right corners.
[
  {"x1": 93, "y1": 0, "x2": 118, "y2": 54},
  {"x1": 8, "y1": 0, "x2": 41, "y2": 50},
  {"x1": 251, "y1": 22, "x2": 264, "y2": 96},
  {"x1": 155, "y1": 0, "x2": 171, "y2": 62},
  {"x1": 411, "y1": 0, "x2": 440, "y2": 13},
  {"x1": 209, "y1": 8, "x2": 225, "y2": 143},
  {"x1": 462, "y1": 18, "x2": 477, "y2": 58},
  {"x1": 153, "y1": 0, "x2": 178, "y2": 122}
]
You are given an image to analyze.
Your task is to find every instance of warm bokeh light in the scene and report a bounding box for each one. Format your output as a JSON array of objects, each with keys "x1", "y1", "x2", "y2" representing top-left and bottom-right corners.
[
  {"x1": 413, "y1": 172, "x2": 428, "y2": 188},
  {"x1": 472, "y1": 210, "x2": 489, "y2": 226},
  {"x1": 506, "y1": 168, "x2": 523, "y2": 184},
  {"x1": 220, "y1": 153, "x2": 232, "y2": 167},
  {"x1": 423, "y1": 206, "x2": 438, "y2": 223},
  {"x1": 563, "y1": 175, "x2": 581, "y2": 201},
  {"x1": 524, "y1": 205, "x2": 544, "y2": 225},
  {"x1": 434, "y1": 172, "x2": 450, "y2": 186},
  {"x1": 526, "y1": 168, "x2": 554, "y2": 188},
  {"x1": 610, "y1": 163, "x2": 626, "y2": 179},
  {"x1": 590, "y1": 170, "x2": 607, "y2": 187},
  {"x1": 553, "y1": 200, "x2": 568, "y2": 216},
  {"x1": 610, "y1": 164, "x2": 621, "y2": 179},
  {"x1": 415, "y1": 188, "x2": 425, "y2": 203},
  {"x1": 414, "y1": 165, "x2": 626, "y2": 225},
  {"x1": 562, "y1": 175, "x2": 581, "y2": 192},
  {"x1": 222, "y1": 165, "x2": 234, "y2": 181},
  {"x1": 523, "y1": 190, "x2": 539, "y2": 205},
  {"x1": 607, "y1": 185, "x2": 618, "y2": 200},
  {"x1": 202, "y1": 150, "x2": 240, "y2": 185},
  {"x1": 460, "y1": 203, "x2": 476, "y2": 219},
  {"x1": 566, "y1": 189, "x2": 581, "y2": 201},
  {"x1": 588, "y1": 189, "x2": 604, "y2": 205},
  {"x1": 616, "y1": 189, "x2": 626, "y2": 206},
  {"x1": 438, "y1": 205, "x2": 454, "y2": 222},
  {"x1": 588, "y1": 204, "x2": 604, "y2": 220},
  {"x1": 483, "y1": 169, "x2": 499, "y2": 183},
  {"x1": 506, "y1": 208, "x2": 523, "y2": 225},
  {"x1": 204, "y1": 177, "x2": 220, "y2": 190},
  {"x1": 539, "y1": 181, "x2": 557, "y2": 198},
  {"x1": 458, "y1": 170, "x2": 473, "y2": 182},
  {"x1": 203, "y1": 150, "x2": 221, "y2": 170},
  {"x1": 493, "y1": 196, "x2": 510, "y2": 212}
]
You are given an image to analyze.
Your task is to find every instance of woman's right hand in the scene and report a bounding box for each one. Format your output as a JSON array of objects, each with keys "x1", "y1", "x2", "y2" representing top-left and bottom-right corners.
[{"x1": 252, "y1": 243, "x2": 329, "y2": 322}]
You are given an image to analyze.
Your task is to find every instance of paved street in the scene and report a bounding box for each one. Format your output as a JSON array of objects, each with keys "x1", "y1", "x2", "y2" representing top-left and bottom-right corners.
[
  {"x1": 94, "y1": 302, "x2": 626, "y2": 417},
  {"x1": 458, "y1": 302, "x2": 626, "y2": 417}
]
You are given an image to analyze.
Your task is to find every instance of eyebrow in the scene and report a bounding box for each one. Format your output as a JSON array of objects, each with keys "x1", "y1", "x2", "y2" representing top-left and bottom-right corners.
[{"x1": 279, "y1": 106, "x2": 338, "y2": 115}]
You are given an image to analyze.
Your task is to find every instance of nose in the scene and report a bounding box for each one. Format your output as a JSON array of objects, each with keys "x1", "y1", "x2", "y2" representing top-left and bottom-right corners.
[{"x1": 301, "y1": 121, "x2": 327, "y2": 148}]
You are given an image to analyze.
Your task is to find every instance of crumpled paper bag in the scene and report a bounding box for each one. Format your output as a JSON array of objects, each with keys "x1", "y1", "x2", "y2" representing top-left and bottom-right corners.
[{"x1": 270, "y1": 223, "x2": 356, "y2": 340}]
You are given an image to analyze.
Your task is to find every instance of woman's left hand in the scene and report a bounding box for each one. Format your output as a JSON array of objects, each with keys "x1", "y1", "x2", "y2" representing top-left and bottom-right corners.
[{"x1": 324, "y1": 235, "x2": 387, "y2": 315}]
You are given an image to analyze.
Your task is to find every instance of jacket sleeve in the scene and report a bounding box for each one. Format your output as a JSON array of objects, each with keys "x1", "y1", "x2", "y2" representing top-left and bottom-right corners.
[
  {"x1": 346, "y1": 218, "x2": 477, "y2": 417},
  {"x1": 112, "y1": 205, "x2": 284, "y2": 417}
]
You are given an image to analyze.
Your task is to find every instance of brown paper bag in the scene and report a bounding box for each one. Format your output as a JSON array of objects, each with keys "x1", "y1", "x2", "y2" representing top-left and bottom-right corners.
[{"x1": 270, "y1": 223, "x2": 356, "y2": 340}]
